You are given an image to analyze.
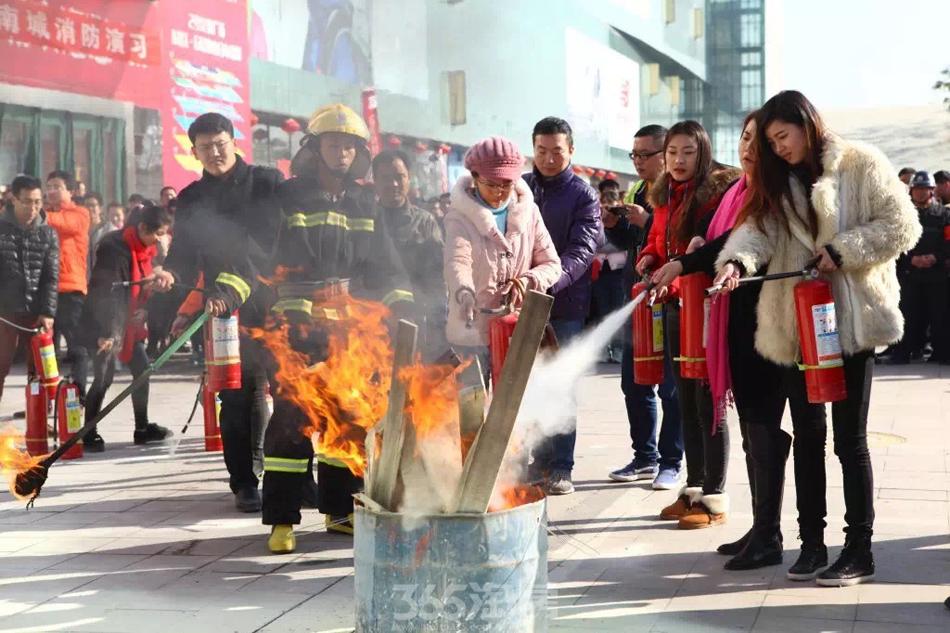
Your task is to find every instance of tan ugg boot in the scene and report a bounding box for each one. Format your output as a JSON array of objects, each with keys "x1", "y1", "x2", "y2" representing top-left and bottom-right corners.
[
  {"x1": 660, "y1": 486, "x2": 702, "y2": 520},
  {"x1": 678, "y1": 492, "x2": 729, "y2": 529}
]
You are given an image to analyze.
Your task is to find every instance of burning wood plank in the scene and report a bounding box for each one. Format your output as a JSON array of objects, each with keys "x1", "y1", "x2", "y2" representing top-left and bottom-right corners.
[
  {"x1": 451, "y1": 290, "x2": 554, "y2": 514},
  {"x1": 368, "y1": 320, "x2": 418, "y2": 510}
]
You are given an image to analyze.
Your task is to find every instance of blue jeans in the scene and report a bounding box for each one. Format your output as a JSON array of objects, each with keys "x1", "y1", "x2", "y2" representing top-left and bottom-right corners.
[
  {"x1": 533, "y1": 318, "x2": 584, "y2": 473},
  {"x1": 620, "y1": 313, "x2": 683, "y2": 470}
]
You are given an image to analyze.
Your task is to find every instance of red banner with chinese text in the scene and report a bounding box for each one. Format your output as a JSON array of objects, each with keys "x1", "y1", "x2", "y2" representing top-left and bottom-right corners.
[
  {"x1": 157, "y1": 0, "x2": 252, "y2": 189},
  {"x1": 0, "y1": 0, "x2": 163, "y2": 106}
]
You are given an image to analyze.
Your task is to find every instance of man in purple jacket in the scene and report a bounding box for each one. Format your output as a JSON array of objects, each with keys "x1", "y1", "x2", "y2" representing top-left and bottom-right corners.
[{"x1": 524, "y1": 117, "x2": 603, "y2": 495}]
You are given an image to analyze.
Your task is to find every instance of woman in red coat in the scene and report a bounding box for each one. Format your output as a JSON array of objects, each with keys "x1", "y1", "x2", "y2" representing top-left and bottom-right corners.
[{"x1": 635, "y1": 120, "x2": 740, "y2": 529}]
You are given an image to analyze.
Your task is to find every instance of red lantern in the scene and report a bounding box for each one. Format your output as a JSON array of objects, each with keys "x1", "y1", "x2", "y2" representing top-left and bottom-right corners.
[
  {"x1": 250, "y1": 113, "x2": 260, "y2": 127},
  {"x1": 388, "y1": 135, "x2": 402, "y2": 147},
  {"x1": 584, "y1": 167, "x2": 595, "y2": 176},
  {"x1": 595, "y1": 169, "x2": 607, "y2": 179},
  {"x1": 415, "y1": 141, "x2": 428, "y2": 153},
  {"x1": 572, "y1": 165, "x2": 584, "y2": 174},
  {"x1": 606, "y1": 171, "x2": 618, "y2": 180},
  {"x1": 281, "y1": 118, "x2": 302, "y2": 134},
  {"x1": 439, "y1": 143, "x2": 452, "y2": 154}
]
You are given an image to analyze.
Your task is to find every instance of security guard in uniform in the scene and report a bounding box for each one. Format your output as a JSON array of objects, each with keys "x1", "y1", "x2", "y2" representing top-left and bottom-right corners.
[{"x1": 264, "y1": 104, "x2": 414, "y2": 554}]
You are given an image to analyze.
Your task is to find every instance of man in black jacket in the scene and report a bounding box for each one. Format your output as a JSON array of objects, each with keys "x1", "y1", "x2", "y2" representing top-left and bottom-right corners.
[
  {"x1": 0, "y1": 176, "x2": 59, "y2": 402},
  {"x1": 892, "y1": 171, "x2": 950, "y2": 364},
  {"x1": 165, "y1": 113, "x2": 285, "y2": 513},
  {"x1": 602, "y1": 124, "x2": 684, "y2": 491}
]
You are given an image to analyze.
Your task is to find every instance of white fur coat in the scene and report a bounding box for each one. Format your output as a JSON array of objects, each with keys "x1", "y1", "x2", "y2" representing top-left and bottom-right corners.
[{"x1": 716, "y1": 134, "x2": 922, "y2": 365}]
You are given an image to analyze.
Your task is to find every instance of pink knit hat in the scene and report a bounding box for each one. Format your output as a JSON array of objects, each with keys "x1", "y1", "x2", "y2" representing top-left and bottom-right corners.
[{"x1": 464, "y1": 136, "x2": 524, "y2": 182}]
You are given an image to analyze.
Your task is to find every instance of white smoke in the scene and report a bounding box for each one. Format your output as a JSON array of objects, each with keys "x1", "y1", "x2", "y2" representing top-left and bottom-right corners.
[{"x1": 515, "y1": 292, "x2": 647, "y2": 456}]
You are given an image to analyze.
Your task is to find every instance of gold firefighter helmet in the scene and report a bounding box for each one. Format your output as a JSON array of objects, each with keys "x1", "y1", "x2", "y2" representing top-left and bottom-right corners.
[{"x1": 291, "y1": 103, "x2": 372, "y2": 178}]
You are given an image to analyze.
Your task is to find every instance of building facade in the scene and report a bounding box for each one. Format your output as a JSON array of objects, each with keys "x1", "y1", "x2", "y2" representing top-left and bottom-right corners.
[{"x1": 0, "y1": 0, "x2": 769, "y2": 200}]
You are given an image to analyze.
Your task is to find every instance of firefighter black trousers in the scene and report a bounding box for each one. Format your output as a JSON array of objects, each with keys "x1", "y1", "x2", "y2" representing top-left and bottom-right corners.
[
  {"x1": 218, "y1": 336, "x2": 269, "y2": 494},
  {"x1": 261, "y1": 396, "x2": 362, "y2": 525}
]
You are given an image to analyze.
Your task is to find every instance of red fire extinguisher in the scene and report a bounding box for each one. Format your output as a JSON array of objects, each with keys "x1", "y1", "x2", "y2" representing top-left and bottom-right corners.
[
  {"x1": 202, "y1": 378, "x2": 223, "y2": 452},
  {"x1": 55, "y1": 380, "x2": 84, "y2": 460},
  {"x1": 24, "y1": 378, "x2": 48, "y2": 456},
  {"x1": 205, "y1": 312, "x2": 241, "y2": 391},
  {"x1": 794, "y1": 279, "x2": 847, "y2": 403},
  {"x1": 632, "y1": 282, "x2": 665, "y2": 385},
  {"x1": 488, "y1": 310, "x2": 520, "y2": 387},
  {"x1": 678, "y1": 272, "x2": 713, "y2": 379},
  {"x1": 30, "y1": 330, "x2": 60, "y2": 399}
]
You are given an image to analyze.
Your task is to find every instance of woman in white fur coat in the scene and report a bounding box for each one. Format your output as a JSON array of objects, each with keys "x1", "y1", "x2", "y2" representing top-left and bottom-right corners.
[{"x1": 714, "y1": 91, "x2": 921, "y2": 587}]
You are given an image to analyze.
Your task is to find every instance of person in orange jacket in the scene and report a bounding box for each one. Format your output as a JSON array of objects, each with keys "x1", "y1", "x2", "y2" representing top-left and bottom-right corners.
[{"x1": 45, "y1": 170, "x2": 91, "y2": 392}]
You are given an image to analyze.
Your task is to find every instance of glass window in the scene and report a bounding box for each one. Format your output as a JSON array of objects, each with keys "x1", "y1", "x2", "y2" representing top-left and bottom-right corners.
[
  {"x1": 73, "y1": 125, "x2": 92, "y2": 191},
  {"x1": 740, "y1": 51, "x2": 762, "y2": 67},
  {"x1": 102, "y1": 127, "x2": 118, "y2": 204},
  {"x1": 0, "y1": 115, "x2": 28, "y2": 185},
  {"x1": 740, "y1": 13, "x2": 762, "y2": 47},
  {"x1": 40, "y1": 122, "x2": 63, "y2": 180}
]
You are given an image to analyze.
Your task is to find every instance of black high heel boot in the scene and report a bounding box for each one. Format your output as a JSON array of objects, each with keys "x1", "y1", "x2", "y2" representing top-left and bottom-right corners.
[{"x1": 725, "y1": 426, "x2": 791, "y2": 571}]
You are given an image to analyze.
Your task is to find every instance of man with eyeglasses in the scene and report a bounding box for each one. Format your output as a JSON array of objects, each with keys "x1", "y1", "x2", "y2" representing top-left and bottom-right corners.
[
  {"x1": 523, "y1": 116, "x2": 604, "y2": 496},
  {"x1": 603, "y1": 124, "x2": 684, "y2": 493},
  {"x1": 165, "y1": 112, "x2": 285, "y2": 514}
]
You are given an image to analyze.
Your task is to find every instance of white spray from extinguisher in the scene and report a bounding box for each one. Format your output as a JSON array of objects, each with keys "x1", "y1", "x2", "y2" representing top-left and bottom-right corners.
[{"x1": 515, "y1": 295, "x2": 643, "y2": 449}]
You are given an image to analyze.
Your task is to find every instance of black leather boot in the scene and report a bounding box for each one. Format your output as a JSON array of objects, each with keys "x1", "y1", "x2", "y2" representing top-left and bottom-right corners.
[
  {"x1": 725, "y1": 426, "x2": 791, "y2": 571},
  {"x1": 718, "y1": 528, "x2": 752, "y2": 556},
  {"x1": 787, "y1": 540, "x2": 829, "y2": 580},
  {"x1": 816, "y1": 535, "x2": 874, "y2": 586}
]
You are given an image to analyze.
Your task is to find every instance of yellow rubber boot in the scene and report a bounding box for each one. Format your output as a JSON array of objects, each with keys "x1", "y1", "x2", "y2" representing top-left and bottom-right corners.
[
  {"x1": 325, "y1": 513, "x2": 355, "y2": 535},
  {"x1": 268, "y1": 524, "x2": 296, "y2": 554}
]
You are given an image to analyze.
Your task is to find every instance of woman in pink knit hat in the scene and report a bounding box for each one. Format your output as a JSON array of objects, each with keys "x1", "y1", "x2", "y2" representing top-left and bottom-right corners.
[{"x1": 443, "y1": 136, "x2": 561, "y2": 377}]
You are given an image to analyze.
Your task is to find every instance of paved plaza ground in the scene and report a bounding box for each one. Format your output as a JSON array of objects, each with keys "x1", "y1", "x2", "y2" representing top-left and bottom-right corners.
[{"x1": 0, "y1": 357, "x2": 948, "y2": 632}]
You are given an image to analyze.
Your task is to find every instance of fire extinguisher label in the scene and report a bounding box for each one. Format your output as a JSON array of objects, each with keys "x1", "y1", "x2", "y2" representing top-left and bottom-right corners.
[
  {"x1": 811, "y1": 303, "x2": 842, "y2": 365},
  {"x1": 212, "y1": 317, "x2": 240, "y2": 362},
  {"x1": 40, "y1": 345, "x2": 59, "y2": 379},
  {"x1": 30, "y1": 381, "x2": 40, "y2": 395},
  {"x1": 66, "y1": 401, "x2": 82, "y2": 432},
  {"x1": 651, "y1": 304, "x2": 664, "y2": 353}
]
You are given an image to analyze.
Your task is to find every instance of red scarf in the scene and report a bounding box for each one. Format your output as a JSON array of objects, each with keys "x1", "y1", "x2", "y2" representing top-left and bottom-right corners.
[{"x1": 119, "y1": 226, "x2": 156, "y2": 363}]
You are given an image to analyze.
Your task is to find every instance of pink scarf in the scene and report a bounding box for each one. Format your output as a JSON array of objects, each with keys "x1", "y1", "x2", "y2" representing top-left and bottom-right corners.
[{"x1": 705, "y1": 176, "x2": 748, "y2": 428}]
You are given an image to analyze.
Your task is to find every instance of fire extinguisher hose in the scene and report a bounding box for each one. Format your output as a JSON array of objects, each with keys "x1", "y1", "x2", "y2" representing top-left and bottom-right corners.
[
  {"x1": 179, "y1": 374, "x2": 206, "y2": 436},
  {"x1": 14, "y1": 312, "x2": 210, "y2": 505},
  {"x1": 0, "y1": 315, "x2": 41, "y2": 334},
  {"x1": 705, "y1": 257, "x2": 821, "y2": 296}
]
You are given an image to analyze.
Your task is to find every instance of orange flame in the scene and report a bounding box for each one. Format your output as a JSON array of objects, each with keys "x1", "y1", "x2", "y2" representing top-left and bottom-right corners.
[
  {"x1": 489, "y1": 484, "x2": 545, "y2": 512},
  {"x1": 249, "y1": 295, "x2": 393, "y2": 477},
  {"x1": 399, "y1": 361, "x2": 463, "y2": 441},
  {"x1": 0, "y1": 425, "x2": 47, "y2": 501}
]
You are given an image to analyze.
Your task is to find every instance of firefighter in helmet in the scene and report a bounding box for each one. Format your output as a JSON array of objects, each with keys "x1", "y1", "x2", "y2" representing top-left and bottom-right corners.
[{"x1": 263, "y1": 104, "x2": 414, "y2": 554}]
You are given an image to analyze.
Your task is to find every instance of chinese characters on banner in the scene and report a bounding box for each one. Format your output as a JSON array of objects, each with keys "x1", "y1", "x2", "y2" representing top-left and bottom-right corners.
[
  {"x1": 0, "y1": 0, "x2": 253, "y2": 191},
  {"x1": 0, "y1": 1, "x2": 162, "y2": 104},
  {"x1": 0, "y1": 1, "x2": 159, "y2": 65},
  {"x1": 158, "y1": 1, "x2": 252, "y2": 188}
]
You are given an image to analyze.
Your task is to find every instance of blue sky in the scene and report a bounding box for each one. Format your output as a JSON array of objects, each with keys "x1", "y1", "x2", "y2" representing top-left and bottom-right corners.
[{"x1": 777, "y1": 0, "x2": 949, "y2": 110}]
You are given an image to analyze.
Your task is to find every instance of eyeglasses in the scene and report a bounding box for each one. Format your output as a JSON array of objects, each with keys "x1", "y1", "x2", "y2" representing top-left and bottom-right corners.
[
  {"x1": 195, "y1": 139, "x2": 232, "y2": 155},
  {"x1": 629, "y1": 149, "x2": 663, "y2": 160},
  {"x1": 477, "y1": 178, "x2": 514, "y2": 194}
]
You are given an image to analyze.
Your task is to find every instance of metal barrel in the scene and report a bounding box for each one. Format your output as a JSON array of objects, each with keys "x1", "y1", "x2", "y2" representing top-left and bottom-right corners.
[{"x1": 354, "y1": 498, "x2": 548, "y2": 632}]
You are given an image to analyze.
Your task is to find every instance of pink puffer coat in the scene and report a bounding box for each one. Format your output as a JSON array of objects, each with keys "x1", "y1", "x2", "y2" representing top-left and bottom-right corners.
[{"x1": 443, "y1": 175, "x2": 561, "y2": 347}]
